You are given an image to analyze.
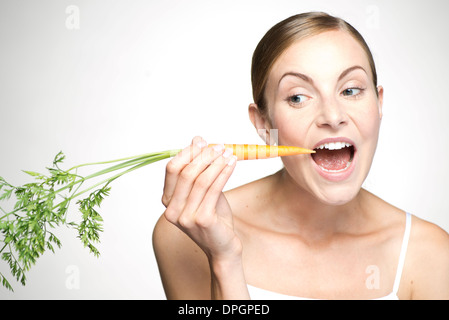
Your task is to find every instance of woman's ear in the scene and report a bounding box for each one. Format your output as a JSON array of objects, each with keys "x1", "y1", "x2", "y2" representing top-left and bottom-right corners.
[
  {"x1": 377, "y1": 85, "x2": 384, "y2": 120},
  {"x1": 248, "y1": 103, "x2": 272, "y2": 144}
]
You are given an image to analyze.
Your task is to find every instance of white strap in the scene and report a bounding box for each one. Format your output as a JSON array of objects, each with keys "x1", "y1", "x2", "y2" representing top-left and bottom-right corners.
[{"x1": 392, "y1": 212, "x2": 412, "y2": 294}]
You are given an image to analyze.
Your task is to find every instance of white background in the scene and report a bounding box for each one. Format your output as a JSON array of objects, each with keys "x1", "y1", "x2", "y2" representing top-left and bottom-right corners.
[{"x1": 1, "y1": 0, "x2": 448, "y2": 299}]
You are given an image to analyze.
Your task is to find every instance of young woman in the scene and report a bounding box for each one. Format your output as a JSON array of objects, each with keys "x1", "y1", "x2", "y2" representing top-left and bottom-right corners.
[{"x1": 153, "y1": 12, "x2": 449, "y2": 300}]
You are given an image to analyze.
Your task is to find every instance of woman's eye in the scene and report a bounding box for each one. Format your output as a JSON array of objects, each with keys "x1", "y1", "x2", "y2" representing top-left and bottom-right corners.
[
  {"x1": 342, "y1": 88, "x2": 362, "y2": 96},
  {"x1": 287, "y1": 94, "x2": 309, "y2": 105}
]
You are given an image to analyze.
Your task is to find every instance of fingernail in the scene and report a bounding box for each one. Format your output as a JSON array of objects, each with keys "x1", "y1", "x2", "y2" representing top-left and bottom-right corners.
[
  {"x1": 196, "y1": 140, "x2": 207, "y2": 149},
  {"x1": 213, "y1": 144, "x2": 224, "y2": 152},
  {"x1": 222, "y1": 148, "x2": 233, "y2": 158},
  {"x1": 227, "y1": 155, "x2": 237, "y2": 166}
]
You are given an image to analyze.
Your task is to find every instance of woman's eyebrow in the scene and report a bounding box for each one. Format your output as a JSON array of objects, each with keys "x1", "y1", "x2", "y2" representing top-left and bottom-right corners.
[
  {"x1": 338, "y1": 65, "x2": 367, "y2": 81},
  {"x1": 278, "y1": 65, "x2": 368, "y2": 87},
  {"x1": 278, "y1": 71, "x2": 313, "y2": 87},
  {"x1": 278, "y1": 72, "x2": 313, "y2": 87}
]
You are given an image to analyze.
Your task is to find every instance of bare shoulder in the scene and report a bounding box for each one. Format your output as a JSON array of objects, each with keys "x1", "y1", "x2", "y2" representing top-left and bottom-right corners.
[
  {"x1": 152, "y1": 214, "x2": 210, "y2": 299},
  {"x1": 411, "y1": 215, "x2": 449, "y2": 246},
  {"x1": 407, "y1": 215, "x2": 449, "y2": 299},
  {"x1": 409, "y1": 215, "x2": 449, "y2": 263},
  {"x1": 224, "y1": 173, "x2": 274, "y2": 220}
]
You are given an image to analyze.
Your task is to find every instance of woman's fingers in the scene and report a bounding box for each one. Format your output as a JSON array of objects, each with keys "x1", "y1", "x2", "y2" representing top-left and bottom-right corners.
[
  {"x1": 197, "y1": 156, "x2": 236, "y2": 222},
  {"x1": 167, "y1": 144, "x2": 225, "y2": 214},
  {"x1": 161, "y1": 137, "x2": 239, "y2": 261},
  {"x1": 179, "y1": 148, "x2": 236, "y2": 227},
  {"x1": 162, "y1": 136, "x2": 205, "y2": 207}
]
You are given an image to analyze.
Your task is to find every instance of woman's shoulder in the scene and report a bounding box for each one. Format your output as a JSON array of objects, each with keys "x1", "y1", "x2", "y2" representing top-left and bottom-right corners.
[
  {"x1": 224, "y1": 174, "x2": 275, "y2": 212},
  {"x1": 405, "y1": 214, "x2": 449, "y2": 299},
  {"x1": 223, "y1": 173, "x2": 276, "y2": 229},
  {"x1": 403, "y1": 212, "x2": 449, "y2": 264},
  {"x1": 363, "y1": 191, "x2": 449, "y2": 290},
  {"x1": 410, "y1": 214, "x2": 449, "y2": 248},
  {"x1": 364, "y1": 198, "x2": 449, "y2": 299}
]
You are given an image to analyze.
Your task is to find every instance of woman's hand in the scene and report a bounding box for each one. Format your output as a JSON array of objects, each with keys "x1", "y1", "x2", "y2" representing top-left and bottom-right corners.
[{"x1": 161, "y1": 136, "x2": 241, "y2": 263}]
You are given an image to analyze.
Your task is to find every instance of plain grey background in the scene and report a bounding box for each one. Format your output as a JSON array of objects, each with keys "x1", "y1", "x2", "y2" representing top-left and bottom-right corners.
[{"x1": 1, "y1": 0, "x2": 448, "y2": 299}]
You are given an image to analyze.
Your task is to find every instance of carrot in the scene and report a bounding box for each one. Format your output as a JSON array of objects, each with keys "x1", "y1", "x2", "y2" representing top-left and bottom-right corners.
[{"x1": 208, "y1": 144, "x2": 315, "y2": 160}]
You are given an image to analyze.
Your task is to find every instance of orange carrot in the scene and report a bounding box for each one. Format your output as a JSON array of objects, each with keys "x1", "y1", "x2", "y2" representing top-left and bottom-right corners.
[{"x1": 208, "y1": 144, "x2": 315, "y2": 160}]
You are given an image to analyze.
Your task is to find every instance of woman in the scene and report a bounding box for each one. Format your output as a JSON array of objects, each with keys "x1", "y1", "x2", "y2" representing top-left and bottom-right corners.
[{"x1": 153, "y1": 12, "x2": 449, "y2": 300}]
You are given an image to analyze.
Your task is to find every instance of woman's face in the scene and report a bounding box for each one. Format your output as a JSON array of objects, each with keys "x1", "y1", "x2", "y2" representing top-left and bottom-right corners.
[{"x1": 260, "y1": 30, "x2": 383, "y2": 205}]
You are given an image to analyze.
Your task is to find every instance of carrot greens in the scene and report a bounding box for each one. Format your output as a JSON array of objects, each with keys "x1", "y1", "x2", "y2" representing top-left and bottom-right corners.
[{"x1": 0, "y1": 149, "x2": 180, "y2": 291}]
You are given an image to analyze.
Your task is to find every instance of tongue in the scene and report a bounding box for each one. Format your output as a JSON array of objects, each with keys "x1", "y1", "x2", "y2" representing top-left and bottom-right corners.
[{"x1": 312, "y1": 148, "x2": 351, "y2": 171}]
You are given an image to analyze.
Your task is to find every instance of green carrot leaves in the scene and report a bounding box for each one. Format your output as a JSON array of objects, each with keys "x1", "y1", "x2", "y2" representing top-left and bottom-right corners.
[{"x1": 0, "y1": 149, "x2": 180, "y2": 291}]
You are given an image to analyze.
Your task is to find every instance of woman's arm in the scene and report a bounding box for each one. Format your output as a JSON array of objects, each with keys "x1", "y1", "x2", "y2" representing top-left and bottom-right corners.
[
  {"x1": 153, "y1": 215, "x2": 211, "y2": 299},
  {"x1": 209, "y1": 254, "x2": 249, "y2": 300},
  {"x1": 153, "y1": 214, "x2": 250, "y2": 299}
]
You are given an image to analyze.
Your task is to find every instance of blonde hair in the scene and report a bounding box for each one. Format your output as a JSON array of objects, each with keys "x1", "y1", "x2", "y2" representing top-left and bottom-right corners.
[{"x1": 251, "y1": 12, "x2": 378, "y2": 116}]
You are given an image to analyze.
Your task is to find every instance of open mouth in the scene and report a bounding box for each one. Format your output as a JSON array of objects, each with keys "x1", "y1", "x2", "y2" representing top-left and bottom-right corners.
[{"x1": 311, "y1": 141, "x2": 355, "y2": 173}]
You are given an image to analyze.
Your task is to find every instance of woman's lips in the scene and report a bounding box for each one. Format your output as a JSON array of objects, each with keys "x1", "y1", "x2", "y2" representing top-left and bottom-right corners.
[{"x1": 310, "y1": 137, "x2": 357, "y2": 182}]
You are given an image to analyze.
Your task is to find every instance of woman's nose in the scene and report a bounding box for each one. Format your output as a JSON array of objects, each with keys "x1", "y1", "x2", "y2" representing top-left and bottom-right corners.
[{"x1": 315, "y1": 99, "x2": 348, "y2": 130}]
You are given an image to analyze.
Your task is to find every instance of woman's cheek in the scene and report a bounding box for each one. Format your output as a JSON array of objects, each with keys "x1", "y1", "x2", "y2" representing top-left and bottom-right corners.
[
  {"x1": 272, "y1": 110, "x2": 310, "y2": 147},
  {"x1": 358, "y1": 103, "x2": 381, "y2": 142}
]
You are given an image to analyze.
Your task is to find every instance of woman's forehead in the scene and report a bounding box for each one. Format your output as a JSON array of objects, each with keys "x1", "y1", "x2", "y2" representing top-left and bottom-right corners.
[{"x1": 268, "y1": 30, "x2": 372, "y2": 84}]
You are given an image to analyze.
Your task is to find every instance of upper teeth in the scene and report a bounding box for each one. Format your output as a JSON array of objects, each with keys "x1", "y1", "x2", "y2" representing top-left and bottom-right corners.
[{"x1": 315, "y1": 142, "x2": 352, "y2": 150}]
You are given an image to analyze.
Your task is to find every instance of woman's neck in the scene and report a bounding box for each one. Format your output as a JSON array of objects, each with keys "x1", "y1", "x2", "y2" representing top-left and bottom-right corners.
[{"x1": 267, "y1": 169, "x2": 370, "y2": 241}]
